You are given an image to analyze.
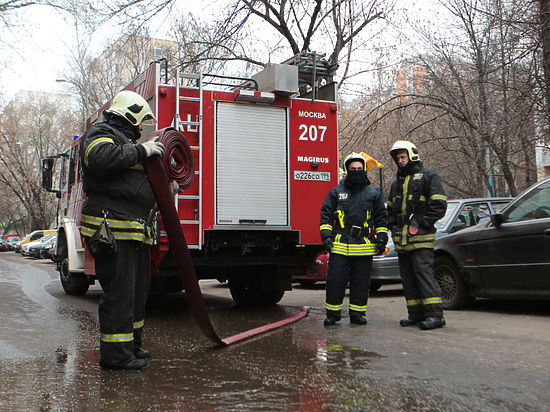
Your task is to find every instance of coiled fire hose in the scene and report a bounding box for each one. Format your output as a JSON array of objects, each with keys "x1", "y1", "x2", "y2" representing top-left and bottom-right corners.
[{"x1": 144, "y1": 127, "x2": 308, "y2": 346}]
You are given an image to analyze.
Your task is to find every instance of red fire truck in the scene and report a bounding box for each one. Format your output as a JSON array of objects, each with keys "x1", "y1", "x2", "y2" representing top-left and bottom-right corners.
[{"x1": 42, "y1": 54, "x2": 339, "y2": 305}]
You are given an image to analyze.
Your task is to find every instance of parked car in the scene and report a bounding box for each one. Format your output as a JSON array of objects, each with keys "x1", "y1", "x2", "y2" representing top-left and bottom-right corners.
[
  {"x1": 293, "y1": 197, "x2": 513, "y2": 291},
  {"x1": 434, "y1": 177, "x2": 550, "y2": 309},
  {"x1": 0, "y1": 239, "x2": 8, "y2": 252},
  {"x1": 29, "y1": 234, "x2": 57, "y2": 258},
  {"x1": 40, "y1": 236, "x2": 57, "y2": 260},
  {"x1": 6, "y1": 237, "x2": 21, "y2": 250},
  {"x1": 2, "y1": 233, "x2": 20, "y2": 241},
  {"x1": 15, "y1": 229, "x2": 57, "y2": 253},
  {"x1": 27, "y1": 234, "x2": 55, "y2": 259},
  {"x1": 21, "y1": 234, "x2": 56, "y2": 257}
]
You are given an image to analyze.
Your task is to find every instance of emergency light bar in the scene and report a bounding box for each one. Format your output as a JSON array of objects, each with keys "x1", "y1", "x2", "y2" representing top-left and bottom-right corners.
[{"x1": 233, "y1": 90, "x2": 275, "y2": 104}]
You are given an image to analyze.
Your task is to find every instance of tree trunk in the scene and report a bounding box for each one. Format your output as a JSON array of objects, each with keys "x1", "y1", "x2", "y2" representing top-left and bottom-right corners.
[{"x1": 539, "y1": 0, "x2": 550, "y2": 139}]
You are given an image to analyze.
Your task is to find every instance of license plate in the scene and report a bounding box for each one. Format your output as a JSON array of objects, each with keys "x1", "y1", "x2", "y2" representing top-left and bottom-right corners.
[{"x1": 293, "y1": 171, "x2": 331, "y2": 181}]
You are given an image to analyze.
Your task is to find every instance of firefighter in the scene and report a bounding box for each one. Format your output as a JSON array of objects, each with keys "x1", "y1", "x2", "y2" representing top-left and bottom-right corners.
[
  {"x1": 79, "y1": 90, "x2": 165, "y2": 370},
  {"x1": 320, "y1": 152, "x2": 388, "y2": 326},
  {"x1": 387, "y1": 140, "x2": 447, "y2": 330}
]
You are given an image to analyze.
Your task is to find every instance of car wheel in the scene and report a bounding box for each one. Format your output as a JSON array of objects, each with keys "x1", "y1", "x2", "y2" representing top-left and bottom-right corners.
[
  {"x1": 59, "y1": 257, "x2": 90, "y2": 296},
  {"x1": 434, "y1": 256, "x2": 473, "y2": 310}
]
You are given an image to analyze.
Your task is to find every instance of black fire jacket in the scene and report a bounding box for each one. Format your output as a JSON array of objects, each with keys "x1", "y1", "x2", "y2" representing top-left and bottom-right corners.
[
  {"x1": 387, "y1": 162, "x2": 447, "y2": 252},
  {"x1": 320, "y1": 182, "x2": 388, "y2": 256},
  {"x1": 79, "y1": 117, "x2": 155, "y2": 244}
]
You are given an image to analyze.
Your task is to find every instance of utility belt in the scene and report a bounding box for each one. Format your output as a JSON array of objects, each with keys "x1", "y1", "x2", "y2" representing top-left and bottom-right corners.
[
  {"x1": 338, "y1": 224, "x2": 370, "y2": 238},
  {"x1": 85, "y1": 194, "x2": 154, "y2": 223}
]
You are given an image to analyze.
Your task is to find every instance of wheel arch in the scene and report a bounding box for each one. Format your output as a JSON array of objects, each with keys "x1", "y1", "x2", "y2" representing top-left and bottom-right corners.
[
  {"x1": 58, "y1": 218, "x2": 85, "y2": 273},
  {"x1": 434, "y1": 249, "x2": 460, "y2": 268}
]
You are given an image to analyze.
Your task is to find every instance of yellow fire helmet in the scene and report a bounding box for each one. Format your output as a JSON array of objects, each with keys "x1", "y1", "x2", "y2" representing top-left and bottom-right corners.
[
  {"x1": 106, "y1": 90, "x2": 156, "y2": 126},
  {"x1": 343, "y1": 152, "x2": 367, "y2": 173},
  {"x1": 389, "y1": 140, "x2": 420, "y2": 162}
]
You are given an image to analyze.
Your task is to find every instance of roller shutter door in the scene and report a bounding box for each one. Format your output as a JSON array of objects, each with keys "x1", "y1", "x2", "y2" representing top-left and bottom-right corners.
[{"x1": 216, "y1": 102, "x2": 288, "y2": 226}]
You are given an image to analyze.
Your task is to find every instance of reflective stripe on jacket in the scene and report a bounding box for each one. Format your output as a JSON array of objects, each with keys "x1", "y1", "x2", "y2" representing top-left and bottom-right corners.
[
  {"x1": 80, "y1": 213, "x2": 154, "y2": 245},
  {"x1": 320, "y1": 182, "x2": 388, "y2": 256}
]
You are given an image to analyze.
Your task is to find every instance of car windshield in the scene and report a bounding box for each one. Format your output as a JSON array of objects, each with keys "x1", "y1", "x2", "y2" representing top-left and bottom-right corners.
[
  {"x1": 434, "y1": 201, "x2": 459, "y2": 229},
  {"x1": 505, "y1": 179, "x2": 550, "y2": 222},
  {"x1": 40, "y1": 234, "x2": 56, "y2": 243}
]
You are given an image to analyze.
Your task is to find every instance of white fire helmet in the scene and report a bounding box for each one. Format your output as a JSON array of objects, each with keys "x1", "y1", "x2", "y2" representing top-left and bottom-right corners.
[
  {"x1": 343, "y1": 152, "x2": 366, "y2": 173},
  {"x1": 106, "y1": 90, "x2": 156, "y2": 126},
  {"x1": 389, "y1": 140, "x2": 420, "y2": 162}
]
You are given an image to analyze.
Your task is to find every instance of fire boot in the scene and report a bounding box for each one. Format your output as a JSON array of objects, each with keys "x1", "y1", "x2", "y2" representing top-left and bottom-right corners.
[
  {"x1": 324, "y1": 311, "x2": 341, "y2": 326},
  {"x1": 100, "y1": 358, "x2": 148, "y2": 370},
  {"x1": 134, "y1": 348, "x2": 151, "y2": 359},
  {"x1": 399, "y1": 318, "x2": 422, "y2": 327},
  {"x1": 418, "y1": 317, "x2": 446, "y2": 330},
  {"x1": 350, "y1": 314, "x2": 367, "y2": 325}
]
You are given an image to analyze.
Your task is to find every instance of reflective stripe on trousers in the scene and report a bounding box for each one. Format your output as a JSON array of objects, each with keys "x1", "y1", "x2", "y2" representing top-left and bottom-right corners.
[
  {"x1": 398, "y1": 248, "x2": 443, "y2": 318},
  {"x1": 93, "y1": 239, "x2": 151, "y2": 367},
  {"x1": 325, "y1": 253, "x2": 373, "y2": 315}
]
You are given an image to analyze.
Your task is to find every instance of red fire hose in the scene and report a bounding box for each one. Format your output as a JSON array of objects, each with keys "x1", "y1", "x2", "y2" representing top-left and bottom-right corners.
[{"x1": 144, "y1": 127, "x2": 308, "y2": 346}]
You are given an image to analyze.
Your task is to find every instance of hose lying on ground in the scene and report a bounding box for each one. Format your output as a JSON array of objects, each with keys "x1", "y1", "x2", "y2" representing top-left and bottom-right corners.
[{"x1": 144, "y1": 127, "x2": 307, "y2": 346}]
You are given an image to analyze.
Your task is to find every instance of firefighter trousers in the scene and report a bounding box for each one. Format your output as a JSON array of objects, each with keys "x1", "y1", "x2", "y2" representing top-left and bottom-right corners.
[
  {"x1": 397, "y1": 248, "x2": 443, "y2": 320},
  {"x1": 94, "y1": 240, "x2": 151, "y2": 367},
  {"x1": 325, "y1": 253, "x2": 373, "y2": 317}
]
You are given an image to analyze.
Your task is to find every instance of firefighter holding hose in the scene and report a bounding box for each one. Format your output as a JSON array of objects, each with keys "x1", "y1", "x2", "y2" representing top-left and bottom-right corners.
[
  {"x1": 79, "y1": 90, "x2": 165, "y2": 370},
  {"x1": 320, "y1": 152, "x2": 388, "y2": 326}
]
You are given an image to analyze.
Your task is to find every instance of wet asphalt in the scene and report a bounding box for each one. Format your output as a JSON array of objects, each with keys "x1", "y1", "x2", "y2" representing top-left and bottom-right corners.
[{"x1": 0, "y1": 252, "x2": 549, "y2": 411}]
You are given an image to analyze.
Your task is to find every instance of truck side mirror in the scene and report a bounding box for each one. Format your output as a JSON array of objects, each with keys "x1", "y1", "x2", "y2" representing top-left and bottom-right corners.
[
  {"x1": 42, "y1": 158, "x2": 54, "y2": 191},
  {"x1": 490, "y1": 213, "x2": 504, "y2": 227}
]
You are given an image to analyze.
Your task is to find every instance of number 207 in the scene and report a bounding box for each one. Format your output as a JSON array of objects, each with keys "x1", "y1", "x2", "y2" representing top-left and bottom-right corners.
[{"x1": 298, "y1": 124, "x2": 327, "y2": 142}]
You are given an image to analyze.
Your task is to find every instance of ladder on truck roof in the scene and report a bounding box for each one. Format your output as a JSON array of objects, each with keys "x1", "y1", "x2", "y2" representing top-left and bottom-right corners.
[{"x1": 175, "y1": 68, "x2": 203, "y2": 250}]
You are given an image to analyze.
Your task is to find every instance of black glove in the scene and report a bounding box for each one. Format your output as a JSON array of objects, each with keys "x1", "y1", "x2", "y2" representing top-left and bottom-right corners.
[
  {"x1": 376, "y1": 232, "x2": 388, "y2": 244},
  {"x1": 323, "y1": 238, "x2": 333, "y2": 251},
  {"x1": 375, "y1": 242, "x2": 386, "y2": 255}
]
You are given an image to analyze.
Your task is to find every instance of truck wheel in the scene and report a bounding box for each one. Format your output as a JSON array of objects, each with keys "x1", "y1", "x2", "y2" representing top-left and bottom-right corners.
[
  {"x1": 59, "y1": 258, "x2": 89, "y2": 296},
  {"x1": 260, "y1": 284, "x2": 285, "y2": 305},
  {"x1": 228, "y1": 275, "x2": 256, "y2": 306},
  {"x1": 434, "y1": 256, "x2": 473, "y2": 310},
  {"x1": 228, "y1": 273, "x2": 286, "y2": 306}
]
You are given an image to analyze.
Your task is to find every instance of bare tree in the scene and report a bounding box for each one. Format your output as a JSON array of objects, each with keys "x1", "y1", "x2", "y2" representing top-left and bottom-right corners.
[
  {"x1": 539, "y1": 0, "x2": 550, "y2": 136},
  {"x1": 0, "y1": 92, "x2": 77, "y2": 231},
  {"x1": 61, "y1": 19, "x2": 182, "y2": 123},
  {"x1": 171, "y1": 0, "x2": 392, "y2": 88},
  {"x1": 351, "y1": 0, "x2": 539, "y2": 197}
]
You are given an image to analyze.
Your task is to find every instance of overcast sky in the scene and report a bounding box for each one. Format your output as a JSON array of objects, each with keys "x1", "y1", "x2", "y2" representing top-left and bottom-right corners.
[
  {"x1": 0, "y1": 1, "x2": 436, "y2": 102},
  {"x1": 0, "y1": 2, "x2": 190, "y2": 100},
  {"x1": 0, "y1": 6, "x2": 76, "y2": 98}
]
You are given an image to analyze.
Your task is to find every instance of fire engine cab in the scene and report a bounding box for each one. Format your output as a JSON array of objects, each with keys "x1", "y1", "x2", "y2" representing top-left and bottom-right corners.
[{"x1": 42, "y1": 53, "x2": 339, "y2": 305}]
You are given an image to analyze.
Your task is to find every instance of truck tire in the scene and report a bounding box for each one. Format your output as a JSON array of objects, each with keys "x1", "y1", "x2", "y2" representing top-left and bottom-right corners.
[
  {"x1": 228, "y1": 271, "x2": 286, "y2": 306},
  {"x1": 434, "y1": 256, "x2": 473, "y2": 310},
  {"x1": 261, "y1": 282, "x2": 285, "y2": 305},
  {"x1": 228, "y1": 275, "x2": 255, "y2": 306},
  {"x1": 59, "y1": 258, "x2": 89, "y2": 296}
]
